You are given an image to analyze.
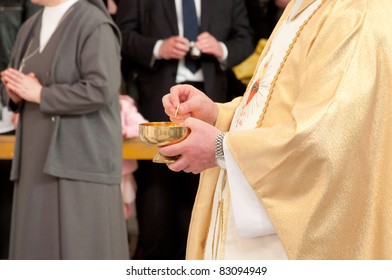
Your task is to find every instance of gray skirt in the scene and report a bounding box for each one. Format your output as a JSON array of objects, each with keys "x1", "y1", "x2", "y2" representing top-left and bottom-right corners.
[
  {"x1": 10, "y1": 178, "x2": 129, "y2": 260},
  {"x1": 9, "y1": 177, "x2": 130, "y2": 260},
  {"x1": 9, "y1": 104, "x2": 129, "y2": 260}
]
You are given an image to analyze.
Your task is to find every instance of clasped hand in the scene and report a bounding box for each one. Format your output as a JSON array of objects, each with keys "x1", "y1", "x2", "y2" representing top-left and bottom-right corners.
[
  {"x1": 1, "y1": 68, "x2": 42, "y2": 104},
  {"x1": 159, "y1": 32, "x2": 223, "y2": 60}
]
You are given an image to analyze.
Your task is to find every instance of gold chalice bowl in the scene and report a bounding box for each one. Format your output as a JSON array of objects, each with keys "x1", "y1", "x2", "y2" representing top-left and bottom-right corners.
[{"x1": 139, "y1": 122, "x2": 190, "y2": 163}]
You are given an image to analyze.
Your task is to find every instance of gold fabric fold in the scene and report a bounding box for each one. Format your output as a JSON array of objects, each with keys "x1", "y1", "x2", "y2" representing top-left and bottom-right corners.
[{"x1": 186, "y1": 0, "x2": 392, "y2": 259}]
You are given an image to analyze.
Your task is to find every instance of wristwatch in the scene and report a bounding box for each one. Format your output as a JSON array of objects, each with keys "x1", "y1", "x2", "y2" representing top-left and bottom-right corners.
[{"x1": 215, "y1": 132, "x2": 226, "y2": 169}]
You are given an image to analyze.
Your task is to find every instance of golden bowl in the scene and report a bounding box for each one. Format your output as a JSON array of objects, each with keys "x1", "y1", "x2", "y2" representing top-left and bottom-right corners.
[{"x1": 139, "y1": 122, "x2": 190, "y2": 163}]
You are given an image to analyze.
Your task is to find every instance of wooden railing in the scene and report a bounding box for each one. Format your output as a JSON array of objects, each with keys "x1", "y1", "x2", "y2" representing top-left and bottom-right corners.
[{"x1": 0, "y1": 135, "x2": 156, "y2": 160}]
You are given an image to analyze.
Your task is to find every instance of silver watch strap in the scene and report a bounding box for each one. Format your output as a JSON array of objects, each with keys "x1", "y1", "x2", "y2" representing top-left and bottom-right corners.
[{"x1": 215, "y1": 132, "x2": 226, "y2": 158}]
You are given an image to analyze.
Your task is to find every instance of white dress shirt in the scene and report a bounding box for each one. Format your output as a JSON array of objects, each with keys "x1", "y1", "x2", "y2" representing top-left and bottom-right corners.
[{"x1": 153, "y1": 0, "x2": 228, "y2": 83}]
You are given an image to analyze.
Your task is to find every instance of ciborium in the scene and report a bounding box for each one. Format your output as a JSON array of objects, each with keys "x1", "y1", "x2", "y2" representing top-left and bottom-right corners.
[{"x1": 139, "y1": 122, "x2": 190, "y2": 163}]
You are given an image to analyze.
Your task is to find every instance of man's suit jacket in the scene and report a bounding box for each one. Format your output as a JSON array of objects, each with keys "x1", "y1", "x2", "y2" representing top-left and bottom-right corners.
[{"x1": 115, "y1": 0, "x2": 254, "y2": 121}]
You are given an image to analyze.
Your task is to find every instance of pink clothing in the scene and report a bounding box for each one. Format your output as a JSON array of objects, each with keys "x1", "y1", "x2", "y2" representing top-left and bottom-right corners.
[
  {"x1": 120, "y1": 95, "x2": 147, "y2": 139},
  {"x1": 119, "y1": 95, "x2": 147, "y2": 219},
  {"x1": 120, "y1": 94, "x2": 147, "y2": 174}
]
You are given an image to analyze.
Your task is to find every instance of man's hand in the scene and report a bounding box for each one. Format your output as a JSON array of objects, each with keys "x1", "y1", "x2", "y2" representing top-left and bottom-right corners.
[
  {"x1": 162, "y1": 84, "x2": 218, "y2": 125},
  {"x1": 195, "y1": 32, "x2": 224, "y2": 59},
  {"x1": 159, "y1": 117, "x2": 221, "y2": 174},
  {"x1": 159, "y1": 36, "x2": 190, "y2": 60}
]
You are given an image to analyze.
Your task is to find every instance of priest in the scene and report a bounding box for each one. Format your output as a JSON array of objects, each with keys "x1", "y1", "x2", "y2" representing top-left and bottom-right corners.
[{"x1": 160, "y1": 0, "x2": 392, "y2": 259}]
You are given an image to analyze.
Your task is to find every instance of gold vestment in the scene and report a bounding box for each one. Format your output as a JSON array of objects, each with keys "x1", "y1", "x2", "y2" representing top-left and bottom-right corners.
[{"x1": 187, "y1": 0, "x2": 392, "y2": 259}]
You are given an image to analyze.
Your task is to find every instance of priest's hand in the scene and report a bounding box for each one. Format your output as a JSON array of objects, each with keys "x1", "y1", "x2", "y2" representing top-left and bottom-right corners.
[
  {"x1": 1, "y1": 68, "x2": 42, "y2": 104},
  {"x1": 159, "y1": 117, "x2": 221, "y2": 174},
  {"x1": 162, "y1": 84, "x2": 218, "y2": 125}
]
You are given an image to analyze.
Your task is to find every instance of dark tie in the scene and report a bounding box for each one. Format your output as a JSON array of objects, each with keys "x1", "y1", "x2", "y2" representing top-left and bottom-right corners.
[{"x1": 182, "y1": 0, "x2": 200, "y2": 73}]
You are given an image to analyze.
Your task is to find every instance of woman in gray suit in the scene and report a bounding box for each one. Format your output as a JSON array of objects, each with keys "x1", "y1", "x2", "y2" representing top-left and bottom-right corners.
[{"x1": 1, "y1": 0, "x2": 129, "y2": 259}]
